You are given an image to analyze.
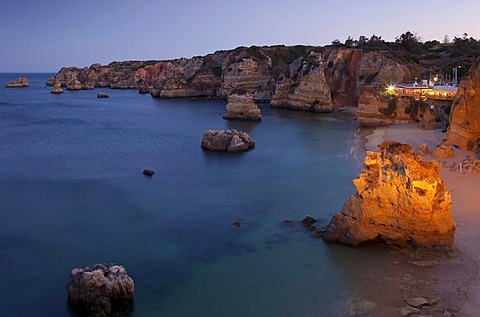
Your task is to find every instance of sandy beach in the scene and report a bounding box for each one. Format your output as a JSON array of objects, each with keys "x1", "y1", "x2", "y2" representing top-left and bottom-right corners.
[{"x1": 362, "y1": 123, "x2": 480, "y2": 316}]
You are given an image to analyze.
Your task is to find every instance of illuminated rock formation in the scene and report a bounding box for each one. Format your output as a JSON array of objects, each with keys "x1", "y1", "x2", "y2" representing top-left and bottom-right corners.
[
  {"x1": 323, "y1": 141, "x2": 455, "y2": 251},
  {"x1": 223, "y1": 92, "x2": 261, "y2": 121},
  {"x1": 444, "y1": 58, "x2": 480, "y2": 153},
  {"x1": 201, "y1": 129, "x2": 255, "y2": 153}
]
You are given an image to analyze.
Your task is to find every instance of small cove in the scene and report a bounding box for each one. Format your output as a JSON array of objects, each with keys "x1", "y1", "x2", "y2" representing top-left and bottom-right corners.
[{"x1": 0, "y1": 73, "x2": 430, "y2": 316}]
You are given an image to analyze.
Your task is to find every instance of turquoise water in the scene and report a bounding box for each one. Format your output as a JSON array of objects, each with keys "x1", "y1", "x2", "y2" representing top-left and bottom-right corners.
[{"x1": 0, "y1": 74, "x2": 401, "y2": 316}]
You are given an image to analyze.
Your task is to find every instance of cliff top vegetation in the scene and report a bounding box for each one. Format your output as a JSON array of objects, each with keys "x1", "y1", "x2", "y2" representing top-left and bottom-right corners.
[{"x1": 329, "y1": 31, "x2": 480, "y2": 79}]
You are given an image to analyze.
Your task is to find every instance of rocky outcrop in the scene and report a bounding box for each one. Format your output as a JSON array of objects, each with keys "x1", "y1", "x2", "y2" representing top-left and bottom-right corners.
[
  {"x1": 97, "y1": 92, "x2": 109, "y2": 98},
  {"x1": 223, "y1": 92, "x2": 261, "y2": 120},
  {"x1": 432, "y1": 145, "x2": 454, "y2": 158},
  {"x1": 201, "y1": 129, "x2": 255, "y2": 152},
  {"x1": 444, "y1": 58, "x2": 480, "y2": 153},
  {"x1": 271, "y1": 52, "x2": 333, "y2": 112},
  {"x1": 66, "y1": 263, "x2": 134, "y2": 317},
  {"x1": 356, "y1": 88, "x2": 435, "y2": 127},
  {"x1": 323, "y1": 141, "x2": 455, "y2": 252},
  {"x1": 51, "y1": 83, "x2": 64, "y2": 94},
  {"x1": 6, "y1": 76, "x2": 28, "y2": 88},
  {"x1": 50, "y1": 61, "x2": 164, "y2": 90}
]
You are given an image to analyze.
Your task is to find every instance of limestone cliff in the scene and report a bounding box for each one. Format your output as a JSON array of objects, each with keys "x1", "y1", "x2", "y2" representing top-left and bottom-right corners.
[
  {"x1": 323, "y1": 141, "x2": 455, "y2": 252},
  {"x1": 49, "y1": 45, "x2": 415, "y2": 112},
  {"x1": 444, "y1": 58, "x2": 480, "y2": 152},
  {"x1": 271, "y1": 52, "x2": 332, "y2": 112},
  {"x1": 356, "y1": 87, "x2": 434, "y2": 126}
]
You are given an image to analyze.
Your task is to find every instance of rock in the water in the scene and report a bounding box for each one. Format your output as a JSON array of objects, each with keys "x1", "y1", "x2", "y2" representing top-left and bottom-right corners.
[
  {"x1": 6, "y1": 76, "x2": 29, "y2": 88},
  {"x1": 223, "y1": 92, "x2": 262, "y2": 121},
  {"x1": 143, "y1": 169, "x2": 155, "y2": 176},
  {"x1": 51, "y1": 83, "x2": 64, "y2": 94},
  {"x1": 66, "y1": 263, "x2": 134, "y2": 317},
  {"x1": 97, "y1": 92, "x2": 109, "y2": 98},
  {"x1": 323, "y1": 141, "x2": 455, "y2": 252},
  {"x1": 415, "y1": 143, "x2": 430, "y2": 156},
  {"x1": 432, "y1": 145, "x2": 454, "y2": 158},
  {"x1": 201, "y1": 129, "x2": 255, "y2": 153},
  {"x1": 301, "y1": 216, "x2": 317, "y2": 226}
]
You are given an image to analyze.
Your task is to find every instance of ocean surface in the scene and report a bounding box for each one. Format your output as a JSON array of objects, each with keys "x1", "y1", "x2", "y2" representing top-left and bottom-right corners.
[{"x1": 0, "y1": 73, "x2": 407, "y2": 316}]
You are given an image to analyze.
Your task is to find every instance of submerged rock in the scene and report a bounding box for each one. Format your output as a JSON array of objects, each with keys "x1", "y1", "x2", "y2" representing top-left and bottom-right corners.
[
  {"x1": 66, "y1": 263, "x2": 134, "y2": 317},
  {"x1": 97, "y1": 92, "x2": 109, "y2": 98},
  {"x1": 143, "y1": 169, "x2": 155, "y2": 176},
  {"x1": 415, "y1": 143, "x2": 430, "y2": 156},
  {"x1": 323, "y1": 141, "x2": 455, "y2": 252},
  {"x1": 201, "y1": 129, "x2": 255, "y2": 153}
]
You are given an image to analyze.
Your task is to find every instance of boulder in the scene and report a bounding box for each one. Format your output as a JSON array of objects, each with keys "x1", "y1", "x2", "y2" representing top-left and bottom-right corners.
[
  {"x1": 432, "y1": 145, "x2": 454, "y2": 158},
  {"x1": 323, "y1": 141, "x2": 455, "y2": 252},
  {"x1": 51, "y1": 83, "x2": 64, "y2": 94},
  {"x1": 415, "y1": 143, "x2": 430, "y2": 156},
  {"x1": 66, "y1": 263, "x2": 134, "y2": 317},
  {"x1": 6, "y1": 76, "x2": 29, "y2": 88},
  {"x1": 223, "y1": 92, "x2": 262, "y2": 121},
  {"x1": 97, "y1": 92, "x2": 109, "y2": 98},
  {"x1": 201, "y1": 129, "x2": 255, "y2": 153},
  {"x1": 143, "y1": 169, "x2": 155, "y2": 176}
]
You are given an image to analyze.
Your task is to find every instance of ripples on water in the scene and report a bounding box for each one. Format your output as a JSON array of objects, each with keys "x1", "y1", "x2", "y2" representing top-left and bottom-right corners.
[{"x1": 0, "y1": 73, "x2": 411, "y2": 316}]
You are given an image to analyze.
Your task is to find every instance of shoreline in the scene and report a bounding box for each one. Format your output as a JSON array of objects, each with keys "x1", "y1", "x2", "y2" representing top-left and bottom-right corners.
[{"x1": 354, "y1": 123, "x2": 480, "y2": 316}]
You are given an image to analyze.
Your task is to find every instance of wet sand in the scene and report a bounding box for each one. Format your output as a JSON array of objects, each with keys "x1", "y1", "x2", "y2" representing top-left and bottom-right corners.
[{"x1": 362, "y1": 123, "x2": 480, "y2": 316}]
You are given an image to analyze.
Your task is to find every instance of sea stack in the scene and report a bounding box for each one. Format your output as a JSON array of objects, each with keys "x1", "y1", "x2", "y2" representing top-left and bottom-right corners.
[
  {"x1": 323, "y1": 141, "x2": 455, "y2": 252},
  {"x1": 66, "y1": 263, "x2": 135, "y2": 317},
  {"x1": 201, "y1": 129, "x2": 255, "y2": 153},
  {"x1": 51, "y1": 83, "x2": 64, "y2": 94},
  {"x1": 6, "y1": 76, "x2": 29, "y2": 88},
  {"x1": 223, "y1": 92, "x2": 262, "y2": 121}
]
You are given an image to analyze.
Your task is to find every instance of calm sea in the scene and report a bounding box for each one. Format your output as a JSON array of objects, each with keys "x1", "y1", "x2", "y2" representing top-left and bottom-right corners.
[{"x1": 0, "y1": 73, "x2": 407, "y2": 316}]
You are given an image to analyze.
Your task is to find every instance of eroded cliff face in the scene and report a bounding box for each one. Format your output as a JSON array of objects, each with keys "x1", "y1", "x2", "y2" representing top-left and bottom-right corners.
[
  {"x1": 50, "y1": 46, "x2": 415, "y2": 113},
  {"x1": 323, "y1": 141, "x2": 455, "y2": 252},
  {"x1": 50, "y1": 61, "x2": 164, "y2": 90},
  {"x1": 444, "y1": 58, "x2": 480, "y2": 152},
  {"x1": 271, "y1": 52, "x2": 332, "y2": 112},
  {"x1": 356, "y1": 87, "x2": 435, "y2": 127}
]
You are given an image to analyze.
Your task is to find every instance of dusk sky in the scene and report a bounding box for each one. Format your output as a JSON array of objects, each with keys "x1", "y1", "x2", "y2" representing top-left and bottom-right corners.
[{"x1": 2, "y1": 0, "x2": 480, "y2": 72}]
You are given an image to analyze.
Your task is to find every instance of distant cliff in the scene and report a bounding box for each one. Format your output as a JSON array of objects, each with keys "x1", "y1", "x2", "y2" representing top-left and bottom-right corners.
[{"x1": 48, "y1": 45, "x2": 419, "y2": 113}]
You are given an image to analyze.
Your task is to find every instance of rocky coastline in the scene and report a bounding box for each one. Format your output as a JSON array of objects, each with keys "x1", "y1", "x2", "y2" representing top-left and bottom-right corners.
[{"x1": 47, "y1": 46, "x2": 420, "y2": 115}]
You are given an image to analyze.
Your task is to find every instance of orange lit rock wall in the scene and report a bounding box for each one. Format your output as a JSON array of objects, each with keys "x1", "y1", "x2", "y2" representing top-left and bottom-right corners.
[
  {"x1": 323, "y1": 142, "x2": 455, "y2": 251},
  {"x1": 444, "y1": 58, "x2": 480, "y2": 153}
]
